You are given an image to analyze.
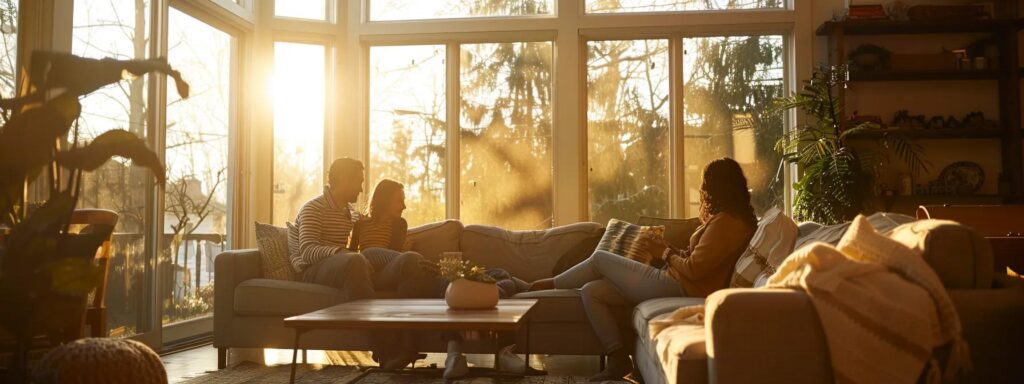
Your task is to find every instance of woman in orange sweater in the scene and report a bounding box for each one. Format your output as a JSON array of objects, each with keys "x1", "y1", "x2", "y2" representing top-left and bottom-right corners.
[{"x1": 529, "y1": 158, "x2": 757, "y2": 381}]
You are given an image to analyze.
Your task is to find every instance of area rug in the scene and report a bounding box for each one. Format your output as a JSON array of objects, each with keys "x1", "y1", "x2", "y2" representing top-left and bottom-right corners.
[
  {"x1": 355, "y1": 370, "x2": 599, "y2": 384},
  {"x1": 178, "y1": 361, "x2": 363, "y2": 384}
]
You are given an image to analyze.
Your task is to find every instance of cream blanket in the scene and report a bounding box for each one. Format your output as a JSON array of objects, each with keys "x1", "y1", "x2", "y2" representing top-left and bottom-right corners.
[{"x1": 649, "y1": 215, "x2": 970, "y2": 384}]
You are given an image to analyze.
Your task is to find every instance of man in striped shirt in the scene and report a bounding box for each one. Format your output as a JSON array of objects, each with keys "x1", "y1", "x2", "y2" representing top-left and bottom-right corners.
[{"x1": 292, "y1": 158, "x2": 374, "y2": 300}]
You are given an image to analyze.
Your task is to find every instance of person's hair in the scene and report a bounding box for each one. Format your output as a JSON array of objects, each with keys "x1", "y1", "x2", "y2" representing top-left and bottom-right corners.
[
  {"x1": 327, "y1": 158, "x2": 363, "y2": 188},
  {"x1": 366, "y1": 178, "x2": 404, "y2": 218},
  {"x1": 698, "y1": 157, "x2": 757, "y2": 227}
]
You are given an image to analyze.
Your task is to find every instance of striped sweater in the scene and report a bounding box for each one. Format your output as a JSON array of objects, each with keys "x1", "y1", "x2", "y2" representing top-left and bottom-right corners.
[{"x1": 290, "y1": 187, "x2": 360, "y2": 273}]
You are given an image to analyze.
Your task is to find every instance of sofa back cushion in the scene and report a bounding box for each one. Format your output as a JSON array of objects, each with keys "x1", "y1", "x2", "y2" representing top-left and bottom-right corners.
[
  {"x1": 888, "y1": 219, "x2": 994, "y2": 289},
  {"x1": 793, "y1": 212, "x2": 915, "y2": 250},
  {"x1": 731, "y1": 207, "x2": 797, "y2": 288},
  {"x1": 406, "y1": 220, "x2": 463, "y2": 261},
  {"x1": 461, "y1": 222, "x2": 604, "y2": 282}
]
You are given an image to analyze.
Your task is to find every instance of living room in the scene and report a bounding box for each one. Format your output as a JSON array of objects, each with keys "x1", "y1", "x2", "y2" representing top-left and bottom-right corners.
[{"x1": 0, "y1": 0, "x2": 1022, "y2": 383}]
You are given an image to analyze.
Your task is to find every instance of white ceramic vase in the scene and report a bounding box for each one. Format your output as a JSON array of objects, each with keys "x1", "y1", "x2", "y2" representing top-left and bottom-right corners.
[{"x1": 445, "y1": 278, "x2": 499, "y2": 310}]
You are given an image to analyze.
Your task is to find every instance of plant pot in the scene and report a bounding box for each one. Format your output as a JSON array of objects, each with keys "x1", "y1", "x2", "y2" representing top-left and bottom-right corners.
[{"x1": 444, "y1": 278, "x2": 499, "y2": 310}]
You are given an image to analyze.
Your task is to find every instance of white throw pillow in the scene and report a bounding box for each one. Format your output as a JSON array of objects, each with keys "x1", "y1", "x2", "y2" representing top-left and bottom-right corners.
[{"x1": 730, "y1": 207, "x2": 798, "y2": 288}]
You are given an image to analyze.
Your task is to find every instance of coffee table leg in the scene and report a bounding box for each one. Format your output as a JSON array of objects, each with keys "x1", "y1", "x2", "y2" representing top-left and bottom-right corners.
[
  {"x1": 523, "y1": 319, "x2": 531, "y2": 374},
  {"x1": 290, "y1": 329, "x2": 304, "y2": 384}
]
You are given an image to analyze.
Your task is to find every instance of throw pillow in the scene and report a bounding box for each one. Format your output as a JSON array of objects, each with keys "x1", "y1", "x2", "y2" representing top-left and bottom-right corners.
[
  {"x1": 730, "y1": 207, "x2": 798, "y2": 288},
  {"x1": 596, "y1": 219, "x2": 667, "y2": 266},
  {"x1": 286, "y1": 221, "x2": 300, "y2": 270},
  {"x1": 636, "y1": 216, "x2": 701, "y2": 251},
  {"x1": 254, "y1": 222, "x2": 298, "y2": 281}
]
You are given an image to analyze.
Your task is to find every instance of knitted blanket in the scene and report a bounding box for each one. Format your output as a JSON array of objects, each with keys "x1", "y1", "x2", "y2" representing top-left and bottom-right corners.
[{"x1": 649, "y1": 215, "x2": 969, "y2": 384}]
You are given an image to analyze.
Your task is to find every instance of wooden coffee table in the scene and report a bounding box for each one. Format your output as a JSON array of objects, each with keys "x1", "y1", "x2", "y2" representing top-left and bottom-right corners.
[{"x1": 283, "y1": 299, "x2": 539, "y2": 383}]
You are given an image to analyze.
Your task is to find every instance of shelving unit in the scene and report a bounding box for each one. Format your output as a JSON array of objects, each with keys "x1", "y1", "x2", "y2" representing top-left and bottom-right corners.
[{"x1": 818, "y1": 16, "x2": 1024, "y2": 212}]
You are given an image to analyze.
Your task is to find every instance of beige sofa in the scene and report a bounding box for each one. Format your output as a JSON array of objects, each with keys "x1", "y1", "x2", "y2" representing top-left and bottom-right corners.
[{"x1": 214, "y1": 216, "x2": 1024, "y2": 384}]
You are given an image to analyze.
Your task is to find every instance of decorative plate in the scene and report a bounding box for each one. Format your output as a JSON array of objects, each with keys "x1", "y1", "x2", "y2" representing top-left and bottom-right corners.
[{"x1": 938, "y1": 161, "x2": 984, "y2": 194}]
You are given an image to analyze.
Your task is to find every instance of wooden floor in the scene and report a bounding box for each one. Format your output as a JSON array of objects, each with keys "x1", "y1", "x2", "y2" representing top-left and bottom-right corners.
[{"x1": 162, "y1": 345, "x2": 604, "y2": 383}]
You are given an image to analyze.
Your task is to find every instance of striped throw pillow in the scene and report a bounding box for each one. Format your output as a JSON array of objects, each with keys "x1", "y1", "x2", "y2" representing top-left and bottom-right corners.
[
  {"x1": 596, "y1": 219, "x2": 667, "y2": 265},
  {"x1": 254, "y1": 222, "x2": 298, "y2": 281},
  {"x1": 730, "y1": 207, "x2": 797, "y2": 288}
]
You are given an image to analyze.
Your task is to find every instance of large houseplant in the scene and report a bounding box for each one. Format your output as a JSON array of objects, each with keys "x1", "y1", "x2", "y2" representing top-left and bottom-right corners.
[
  {"x1": 773, "y1": 65, "x2": 928, "y2": 225},
  {"x1": 0, "y1": 51, "x2": 188, "y2": 381}
]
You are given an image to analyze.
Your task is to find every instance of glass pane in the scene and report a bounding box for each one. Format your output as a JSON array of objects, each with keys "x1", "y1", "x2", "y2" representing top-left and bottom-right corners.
[
  {"x1": 586, "y1": 40, "x2": 670, "y2": 224},
  {"x1": 275, "y1": 0, "x2": 327, "y2": 21},
  {"x1": 163, "y1": 8, "x2": 232, "y2": 327},
  {"x1": 0, "y1": 0, "x2": 16, "y2": 102},
  {"x1": 370, "y1": 0, "x2": 553, "y2": 21},
  {"x1": 272, "y1": 42, "x2": 326, "y2": 225},
  {"x1": 73, "y1": 0, "x2": 151, "y2": 338},
  {"x1": 683, "y1": 35, "x2": 785, "y2": 217},
  {"x1": 460, "y1": 42, "x2": 553, "y2": 229},
  {"x1": 368, "y1": 45, "x2": 446, "y2": 227},
  {"x1": 586, "y1": 0, "x2": 784, "y2": 13}
]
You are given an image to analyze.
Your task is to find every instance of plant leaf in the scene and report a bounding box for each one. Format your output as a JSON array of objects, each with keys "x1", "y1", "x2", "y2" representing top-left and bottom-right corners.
[
  {"x1": 29, "y1": 51, "x2": 190, "y2": 99},
  {"x1": 0, "y1": 93, "x2": 81, "y2": 171},
  {"x1": 56, "y1": 130, "x2": 166, "y2": 184},
  {"x1": 47, "y1": 258, "x2": 103, "y2": 296}
]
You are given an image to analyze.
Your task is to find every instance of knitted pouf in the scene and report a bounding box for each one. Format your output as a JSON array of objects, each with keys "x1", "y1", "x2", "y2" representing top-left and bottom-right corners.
[{"x1": 32, "y1": 338, "x2": 167, "y2": 384}]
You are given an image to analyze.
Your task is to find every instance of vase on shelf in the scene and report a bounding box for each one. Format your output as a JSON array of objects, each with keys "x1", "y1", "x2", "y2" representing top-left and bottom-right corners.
[{"x1": 444, "y1": 278, "x2": 499, "y2": 310}]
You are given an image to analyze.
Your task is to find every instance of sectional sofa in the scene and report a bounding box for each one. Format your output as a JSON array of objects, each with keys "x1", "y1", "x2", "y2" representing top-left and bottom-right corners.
[{"x1": 213, "y1": 214, "x2": 1024, "y2": 383}]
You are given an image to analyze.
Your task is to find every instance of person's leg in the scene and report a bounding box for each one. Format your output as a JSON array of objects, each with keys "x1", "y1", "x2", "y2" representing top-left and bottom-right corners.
[
  {"x1": 375, "y1": 251, "x2": 434, "y2": 298},
  {"x1": 302, "y1": 251, "x2": 374, "y2": 301},
  {"x1": 580, "y1": 280, "x2": 635, "y2": 381},
  {"x1": 545, "y1": 250, "x2": 620, "y2": 290}
]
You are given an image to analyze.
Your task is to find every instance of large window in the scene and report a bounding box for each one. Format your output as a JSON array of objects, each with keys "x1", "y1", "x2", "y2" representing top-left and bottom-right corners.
[
  {"x1": 586, "y1": 0, "x2": 785, "y2": 13},
  {"x1": 460, "y1": 42, "x2": 553, "y2": 229},
  {"x1": 0, "y1": 0, "x2": 16, "y2": 102},
  {"x1": 73, "y1": 0, "x2": 151, "y2": 339},
  {"x1": 682, "y1": 35, "x2": 785, "y2": 216},
  {"x1": 272, "y1": 42, "x2": 327, "y2": 225},
  {"x1": 587, "y1": 39, "x2": 670, "y2": 224},
  {"x1": 369, "y1": 0, "x2": 554, "y2": 21},
  {"x1": 587, "y1": 35, "x2": 785, "y2": 222},
  {"x1": 275, "y1": 0, "x2": 328, "y2": 21},
  {"x1": 163, "y1": 8, "x2": 233, "y2": 326},
  {"x1": 368, "y1": 45, "x2": 447, "y2": 227}
]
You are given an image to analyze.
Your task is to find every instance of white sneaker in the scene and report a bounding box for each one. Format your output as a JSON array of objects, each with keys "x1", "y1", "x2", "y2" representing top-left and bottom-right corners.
[
  {"x1": 496, "y1": 345, "x2": 526, "y2": 373},
  {"x1": 443, "y1": 354, "x2": 469, "y2": 379}
]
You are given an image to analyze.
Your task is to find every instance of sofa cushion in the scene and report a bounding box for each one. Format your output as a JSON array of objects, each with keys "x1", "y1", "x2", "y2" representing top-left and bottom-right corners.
[
  {"x1": 551, "y1": 234, "x2": 602, "y2": 276},
  {"x1": 730, "y1": 207, "x2": 797, "y2": 288},
  {"x1": 254, "y1": 222, "x2": 298, "y2": 281},
  {"x1": 406, "y1": 220, "x2": 463, "y2": 261},
  {"x1": 634, "y1": 298, "x2": 708, "y2": 384},
  {"x1": 234, "y1": 278, "x2": 343, "y2": 316},
  {"x1": 794, "y1": 212, "x2": 914, "y2": 251},
  {"x1": 637, "y1": 216, "x2": 702, "y2": 252},
  {"x1": 888, "y1": 219, "x2": 994, "y2": 289},
  {"x1": 462, "y1": 222, "x2": 604, "y2": 283},
  {"x1": 634, "y1": 297, "x2": 707, "y2": 342}
]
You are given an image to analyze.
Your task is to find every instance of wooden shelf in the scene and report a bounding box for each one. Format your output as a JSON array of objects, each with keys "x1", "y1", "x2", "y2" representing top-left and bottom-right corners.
[
  {"x1": 845, "y1": 128, "x2": 1003, "y2": 139},
  {"x1": 849, "y1": 70, "x2": 1002, "y2": 82},
  {"x1": 817, "y1": 19, "x2": 1018, "y2": 36}
]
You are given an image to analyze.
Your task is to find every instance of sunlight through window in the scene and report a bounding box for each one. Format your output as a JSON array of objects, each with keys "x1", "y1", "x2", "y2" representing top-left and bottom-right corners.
[{"x1": 272, "y1": 42, "x2": 327, "y2": 225}]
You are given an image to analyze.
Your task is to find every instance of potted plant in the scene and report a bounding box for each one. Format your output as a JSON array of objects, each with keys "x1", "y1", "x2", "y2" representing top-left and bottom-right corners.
[
  {"x1": 773, "y1": 65, "x2": 928, "y2": 225},
  {"x1": 438, "y1": 255, "x2": 498, "y2": 310},
  {"x1": 0, "y1": 51, "x2": 188, "y2": 382}
]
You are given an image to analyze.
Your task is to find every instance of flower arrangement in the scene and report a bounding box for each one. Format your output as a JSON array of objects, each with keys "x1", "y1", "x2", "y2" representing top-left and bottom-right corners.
[{"x1": 438, "y1": 258, "x2": 496, "y2": 284}]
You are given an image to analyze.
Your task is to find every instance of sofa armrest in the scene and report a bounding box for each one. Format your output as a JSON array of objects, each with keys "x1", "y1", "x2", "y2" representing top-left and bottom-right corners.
[
  {"x1": 214, "y1": 249, "x2": 263, "y2": 347},
  {"x1": 705, "y1": 288, "x2": 832, "y2": 384}
]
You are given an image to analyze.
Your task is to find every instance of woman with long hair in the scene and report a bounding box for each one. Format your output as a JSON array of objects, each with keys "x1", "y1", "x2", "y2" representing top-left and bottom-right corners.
[{"x1": 529, "y1": 157, "x2": 757, "y2": 381}]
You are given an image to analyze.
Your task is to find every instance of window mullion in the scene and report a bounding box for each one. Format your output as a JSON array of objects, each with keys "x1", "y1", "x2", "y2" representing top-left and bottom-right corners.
[
  {"x1": 445, "y1": 42, "x2": 460, "y2": 221},
  {"x1": 669, "y1": 36, "x2": 684, "y2": 219}
]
